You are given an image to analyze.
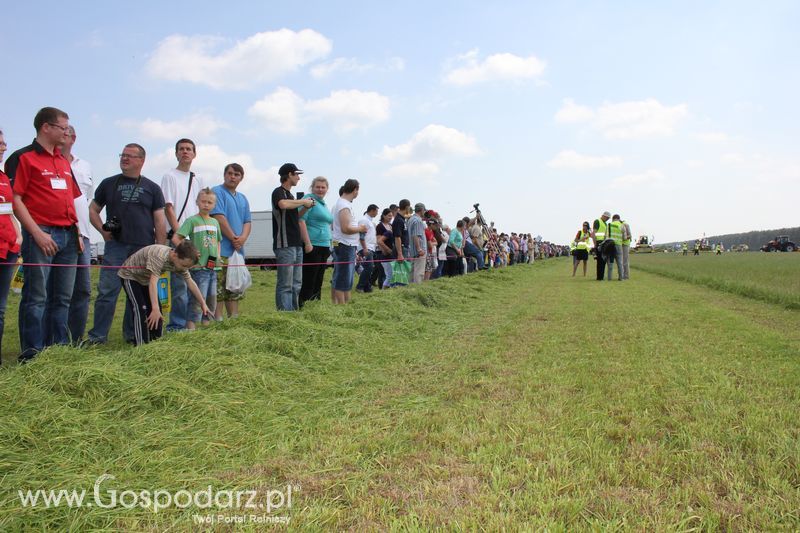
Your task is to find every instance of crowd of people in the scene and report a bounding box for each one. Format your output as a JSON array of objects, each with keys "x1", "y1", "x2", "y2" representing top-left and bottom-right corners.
[
  {"x1": 270, "y1": 168, "x2": 548, "y2": 310},
  {"x1": 570, "y1": 211, "x2": 632, "y2": 281},
  {"x1": 0, "y1": 106, "x2": 556, "y2": 363}
]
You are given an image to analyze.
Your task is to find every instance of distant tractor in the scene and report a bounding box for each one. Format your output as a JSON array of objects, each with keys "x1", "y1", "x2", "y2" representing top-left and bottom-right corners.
[
  {"x1": 761, "y1": 235, "x2": 797, "y2": 252},
  {"x1": 632, "y1": 235, "x2": 654, "y2": 253}
]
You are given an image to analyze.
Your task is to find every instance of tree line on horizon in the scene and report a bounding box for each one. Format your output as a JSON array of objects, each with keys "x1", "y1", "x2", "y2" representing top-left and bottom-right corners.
[{"x1": 661, "y1": 227, "x2": 800, "y2": 251}]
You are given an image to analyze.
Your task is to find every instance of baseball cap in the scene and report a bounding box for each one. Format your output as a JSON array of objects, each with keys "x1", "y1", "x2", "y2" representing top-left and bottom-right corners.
[
  {"x1": 279, "y1": 163, "x2": 303, "y2": 176},
  {"x1": 602, "y1": 211, "x2": 611, "y2": 218}
]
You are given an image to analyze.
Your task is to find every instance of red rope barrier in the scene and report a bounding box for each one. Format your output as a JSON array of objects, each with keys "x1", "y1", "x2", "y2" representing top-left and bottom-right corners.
[{"x1": 12, "y1": 256, "x2": 414, "y2": 269}]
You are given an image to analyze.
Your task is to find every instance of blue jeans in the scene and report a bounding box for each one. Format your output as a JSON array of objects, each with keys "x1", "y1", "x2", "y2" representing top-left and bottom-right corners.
[
  {"x1": 432, "y1": 259, "x2": 445, "y2": 279},
  {"x1": 331, "y1": 244, "x2": 357, "y2": 291},
  {"x1": 464, "y1": 241, "x2": 485, "y2": 271},
  {"x1": 19, "y1": 226, "x2": 78, "y2": 360},
  {"x1": 68, "y1": 236, "x2": 91, "y2": 343},
  {"x1": 188, "y1": 269, "x2": 216, "y2": 323},
  {"x1": 167, "y1": 270, "x2": 189, "y2": 331},
  {"x1": 88, "y1": 240, "x2": 140, "y2": 343},
  {"x1": 0, "y1": 252, "x2": 19, "y2": 361},
  {"x1": 275, "y1": 246, "x2": 302, "y2": 311},
  {"x1": 356, "y1": 249, "x2": 374, "y2": 292}
]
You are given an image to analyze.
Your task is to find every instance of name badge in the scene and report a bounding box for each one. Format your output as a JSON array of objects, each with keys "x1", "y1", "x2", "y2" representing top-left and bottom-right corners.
[
  {"x1": 50, "y1": 178, "x2": 68, "y2": 190},
  {"x1": 0, "y1": 202, "x2": 12, "y2": 215}
]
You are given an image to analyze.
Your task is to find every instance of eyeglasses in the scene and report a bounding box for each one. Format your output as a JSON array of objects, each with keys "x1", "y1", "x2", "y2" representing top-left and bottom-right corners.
[
  {"x1": 119, "y1": 153, "x2": 143, "y2": 159},
  {"x1": 48, "y1": 123, "x2": 69, "y2": 132}
]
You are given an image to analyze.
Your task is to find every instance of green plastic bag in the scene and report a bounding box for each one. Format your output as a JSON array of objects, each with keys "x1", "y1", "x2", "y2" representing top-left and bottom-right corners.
[{"x1": 390, "y1": 260, "x2": 412, "y2": 286}]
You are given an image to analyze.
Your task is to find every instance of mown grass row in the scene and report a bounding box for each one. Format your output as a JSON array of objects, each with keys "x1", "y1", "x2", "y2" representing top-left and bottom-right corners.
[
  {"x1": 0, "y1": 263, "x2": 544, "y2": 530},
  {"x1": 631, "y1": 253, "x2": 800, "y2": 309}
]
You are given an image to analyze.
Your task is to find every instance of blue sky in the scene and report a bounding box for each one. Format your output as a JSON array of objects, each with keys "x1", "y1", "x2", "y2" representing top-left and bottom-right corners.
[{"x1": 2, "y1": 0, "x2": 798, "y2": 243}]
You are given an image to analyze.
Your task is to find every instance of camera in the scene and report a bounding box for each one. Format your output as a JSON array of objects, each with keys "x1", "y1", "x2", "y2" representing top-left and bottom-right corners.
[{"x1": 102, "y1": 216, "x2": 122, "y2": 237}]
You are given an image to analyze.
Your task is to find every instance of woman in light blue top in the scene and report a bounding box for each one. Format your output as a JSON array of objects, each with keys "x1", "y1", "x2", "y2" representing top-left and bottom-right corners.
[{"x1": 299, "y1": 176, "x2": 334, "y2": 307}]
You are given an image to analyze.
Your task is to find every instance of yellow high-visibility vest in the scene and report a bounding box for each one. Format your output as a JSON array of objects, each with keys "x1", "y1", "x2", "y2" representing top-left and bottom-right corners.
[{"x1": 594, "y1": 218, "x2": 607, "y2": 245}]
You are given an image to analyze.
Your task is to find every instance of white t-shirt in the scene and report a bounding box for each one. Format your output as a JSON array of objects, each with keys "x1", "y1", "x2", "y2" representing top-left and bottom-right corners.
[
  {"x1": 331, "y1": 197, "x2": 359, "y2": 246},
  {"x1": 71, "y1": 156, "x2": 93, "y2": 239},
  {"x1": 358, "y1": 214, "x2": 377, "y2": 251},
  {"x1": 160, "y1": 168, "x2": 205, "y2": 226},
  {"x1": 438, "y1": 228, "x2": 450, "y2": 261}
]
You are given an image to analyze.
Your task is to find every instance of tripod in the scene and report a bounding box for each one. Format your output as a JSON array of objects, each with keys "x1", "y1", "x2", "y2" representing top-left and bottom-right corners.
[{"x1": 470, "y1": 203, "x2": 500, "y2": 267}]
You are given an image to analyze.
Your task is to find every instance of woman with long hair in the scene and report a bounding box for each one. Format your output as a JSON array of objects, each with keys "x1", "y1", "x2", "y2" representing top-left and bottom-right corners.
[{"x1": 572, "y1": 221, "x2": 591, "y2": 277}]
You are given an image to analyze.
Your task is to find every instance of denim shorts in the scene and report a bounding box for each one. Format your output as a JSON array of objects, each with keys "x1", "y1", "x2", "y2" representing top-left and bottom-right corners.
[
  {"x1": 331, "y1": 244, "x2": 357, "y2": 291},
  {"x1": 188, "y1": 268, "x2": 216, "y2": 322}
]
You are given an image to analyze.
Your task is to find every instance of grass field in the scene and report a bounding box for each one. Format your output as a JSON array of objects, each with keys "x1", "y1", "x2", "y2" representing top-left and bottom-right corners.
[
  {"x1": 1, "y1": 256, "x2": 800, "y2": 530},
  {"x1": 631, "y1": 251, "x2": 800, "y2": 308}
]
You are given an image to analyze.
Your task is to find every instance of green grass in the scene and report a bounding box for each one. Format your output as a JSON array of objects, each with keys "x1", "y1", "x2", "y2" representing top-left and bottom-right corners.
[
  {"x1": 631, "y1": 251, "x2": 800, "y2": 308},
  {"x1": 1, "y1": 259, "x2": 800, "y2": 530}
]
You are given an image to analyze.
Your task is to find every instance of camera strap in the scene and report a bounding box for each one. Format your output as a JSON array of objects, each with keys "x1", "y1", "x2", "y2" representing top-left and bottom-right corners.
[{"x1": 175, "y1": 172, "x2": 194, "y2": 225}]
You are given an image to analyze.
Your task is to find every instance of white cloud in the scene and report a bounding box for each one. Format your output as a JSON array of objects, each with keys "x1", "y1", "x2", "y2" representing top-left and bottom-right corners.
[
  {"x1": 554, "y1": 99, "x2": 594, "y2": 123},
  {"x1": 611, "y1": 169, "x2": 665, "y2": 189},
  {"x1": 247, "y1": 87, "x2": 305, "y2": 134},
  {"x1": 444, "y1": 49, "x2": 546, "y2": 85},
  {"x1": 310, "y1": 56, "x2": 404, "y2": 79},
  {"x1": 383, "y1": 162, "x2": 440, "y2": 178},
  {"x1": 116, "y1": 112, "x2": 226, "y2": 140},
  {"x1": 144, "y1": 144, "x2": 278, "y2": 210},
  {"x1": 380, "y1": 124, "x2": 483, "y2": 161},
  {"x1": 555, "y1": 98, "x2": 688, "y2": 139},
  {"x1": 310, "y1": 58, "x2": 370, "y2": 78},
  {"x1": 547, "y1": 150, "x2": 623, "y2": 170},
  {"x1": 694, "y1": 131, "x2": 729, "y2": 143},
  {"x1": 721, "y1": 153, "x2": 745, "y2": 164},
  {"x1": 146, "y1": 29, "x2": 332, "y2": 90},
  {"x1": 305, "y1": 90, "x2": 391, "y2": 132},
  {"x1": 248, "y1": 88, "x2": 390, "y2": 134}
]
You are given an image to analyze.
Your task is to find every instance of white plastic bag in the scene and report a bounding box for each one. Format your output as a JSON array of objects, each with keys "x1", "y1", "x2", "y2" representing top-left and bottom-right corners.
[{"x1": 225, "y1": 251, "x2": 252, "y2": 294}]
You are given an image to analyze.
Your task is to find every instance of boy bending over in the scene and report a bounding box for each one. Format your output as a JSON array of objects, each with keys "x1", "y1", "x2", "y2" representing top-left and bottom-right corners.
[{"x1": 118, "y1": 241, "x2": 210, "y2": 345}]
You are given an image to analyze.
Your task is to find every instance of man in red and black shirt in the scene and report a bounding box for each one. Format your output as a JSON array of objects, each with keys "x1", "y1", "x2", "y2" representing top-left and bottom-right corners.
[{"x1": 5, "y1": 107, "x2": 82, "y2": 361}]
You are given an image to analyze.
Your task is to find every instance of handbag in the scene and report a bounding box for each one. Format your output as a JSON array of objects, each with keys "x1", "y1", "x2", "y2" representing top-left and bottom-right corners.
[{"x1": 389, "y1": 260, "x2": 412, "y2": 286}]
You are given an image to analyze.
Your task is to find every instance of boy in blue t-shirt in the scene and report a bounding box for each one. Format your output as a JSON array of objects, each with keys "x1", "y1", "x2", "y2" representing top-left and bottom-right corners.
[{"x1": 177, "y1": 188, "x2": 221, "y2": 329}]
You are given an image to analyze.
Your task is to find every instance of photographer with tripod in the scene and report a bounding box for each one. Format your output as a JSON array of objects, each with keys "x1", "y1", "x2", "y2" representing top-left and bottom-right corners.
[
  {"x1": 85, "y1": 143, "x2": 167, "y2": 345},
  {"x1": 468, "y1": 203, "x2": 496, "y2": 271}
]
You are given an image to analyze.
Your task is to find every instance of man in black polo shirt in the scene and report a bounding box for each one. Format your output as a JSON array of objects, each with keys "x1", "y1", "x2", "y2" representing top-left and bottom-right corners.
[
  {"x1": 392, "y1": 199, "x2": 411, "y2": 262},
  {"x1": 272, "y1": 163, "x2": 314, "y2": 311},
  {"x1": 86, "y1": 143, "x2": 166, "y2": 344}
]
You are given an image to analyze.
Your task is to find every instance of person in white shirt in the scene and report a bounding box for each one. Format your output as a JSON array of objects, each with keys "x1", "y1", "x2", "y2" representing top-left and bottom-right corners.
[
  {"x1": 356, "y1": 204, "x2": 378, "y2": 293},
  {"x1": 62, "y1": 126, "x2": 93, "y2": 343},
  {"x1": 161, "y1": 138, "x2": 205, "y2": 331},
  {"x1": 330, "y1": 179, "x2": 367, "y2": 304}
]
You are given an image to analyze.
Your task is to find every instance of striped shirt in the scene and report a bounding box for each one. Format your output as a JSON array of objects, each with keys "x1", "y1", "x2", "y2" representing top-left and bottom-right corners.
[{"x1": 118, "y1": 244, "x2": 191, "y2": 286}]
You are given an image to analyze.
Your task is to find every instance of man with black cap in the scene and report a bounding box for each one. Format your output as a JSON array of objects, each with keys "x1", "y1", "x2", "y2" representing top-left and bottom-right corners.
[
  {"x1": 272, "y1": 163, "x2": 315, "y2": 310},
  {"x1": 592, "y1": 211, "x2": 611, "y2": 281}
]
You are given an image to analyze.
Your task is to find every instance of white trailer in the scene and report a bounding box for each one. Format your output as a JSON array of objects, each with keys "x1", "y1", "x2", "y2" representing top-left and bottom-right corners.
[{"x1": 246, "y1": 210, "x2": 275, "y2": 262}]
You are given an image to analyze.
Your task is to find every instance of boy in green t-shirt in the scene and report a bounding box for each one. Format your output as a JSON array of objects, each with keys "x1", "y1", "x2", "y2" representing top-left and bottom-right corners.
[{"x1": 177, "y1": 188, "x2": 221, "y2": 330}]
